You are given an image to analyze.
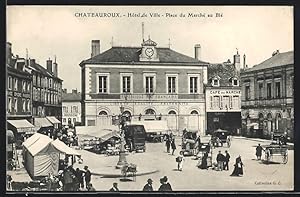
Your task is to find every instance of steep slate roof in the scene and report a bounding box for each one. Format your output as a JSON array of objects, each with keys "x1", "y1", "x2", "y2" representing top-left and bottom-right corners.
[
  {"x1": 245, "y1": 51, "x2": 293, "y2": 72},
  {"x1": 62, "y1": 92, "x2": 81, "y2": 102},
  {"x1": 80, "y1": 47, "x2": 208, "y2": 65},
  {"x1": 207, "y1": 63, "x2": 239, "y2": 87},
  {"x1": 29, "y1": 61, "x2": 63, "y2": 81}
]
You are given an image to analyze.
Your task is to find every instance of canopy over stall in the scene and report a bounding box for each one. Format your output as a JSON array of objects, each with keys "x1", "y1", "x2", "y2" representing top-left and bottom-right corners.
[
  {"x1": 246, "y1": 123, "x2": 259, "y2": 129},
  {"x1": 130, "y1": 120, "x2": 170, "y2": 134},
  {"x1": 22, "y1": 133, "x2": 81, "y2": 178},
  {"x1": 34, "y1": 118, "x2": 53, "y2": 128},
  {"x1": 75, "y1": 125, "x2": 119, "y2": 138},
  {"x1": 7, "y1": 119, "x2": 35, "y2": 134},
  {"x1": 46, "y1": 116, "x2": 61, "y2": 129}
]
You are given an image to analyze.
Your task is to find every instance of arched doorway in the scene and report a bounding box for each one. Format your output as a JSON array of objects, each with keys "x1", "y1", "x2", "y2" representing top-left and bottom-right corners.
[
  {"x1": 144, "y1": 108, "x2": 156, "y2": 120},
  {"x1": 267, "y1": 113, "x2": 273, "y2": 138},
  {"x1": 98, "y1": 110, "x2": 110, "y2": 127},
  {"x1": 275, "y1": 113, "x2": 282, "y2": 132},
  {"x1": 167, "y1": 110, "x2": 177, "y2": 131},
  {"x1": 123, "y1": 111, "x2": 132, "y2": 122},
  {"x1": 189, "y1": 110, "x2": 199, "y2": 131}
]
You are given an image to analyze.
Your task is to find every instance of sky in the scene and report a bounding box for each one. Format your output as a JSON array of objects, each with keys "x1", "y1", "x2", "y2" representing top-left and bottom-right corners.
[{"x1": 7, "y1": 6, "x2": 293, "y2": 92}]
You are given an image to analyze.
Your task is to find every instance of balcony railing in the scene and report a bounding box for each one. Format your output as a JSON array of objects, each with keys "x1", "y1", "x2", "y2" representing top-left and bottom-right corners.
[
  {"x1": 88, "y1": 93, "x2": 205, "y2": 100},
  {"x1": 242, "y1": 97, "x2": 293, "y2": 107}
]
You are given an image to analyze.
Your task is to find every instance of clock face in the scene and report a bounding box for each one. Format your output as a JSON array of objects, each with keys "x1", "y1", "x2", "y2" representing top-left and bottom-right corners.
[{"x1": 145, "y1": 48, "x2": 154, "y2": 58}]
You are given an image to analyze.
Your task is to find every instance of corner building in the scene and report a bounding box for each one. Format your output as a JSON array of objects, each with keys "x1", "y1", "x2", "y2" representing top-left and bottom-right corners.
[
  {"x1": 80, "y1": 39, "x2": 208, "y2": 135},
  {"x1": 241, "y1": 51, "x2": 294, "y2": 140}
]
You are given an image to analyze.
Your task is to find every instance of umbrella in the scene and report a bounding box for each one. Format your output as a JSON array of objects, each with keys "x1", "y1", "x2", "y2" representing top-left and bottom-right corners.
[{"x1": 7, "y1": 130, "x2": 15, "y2": 144}]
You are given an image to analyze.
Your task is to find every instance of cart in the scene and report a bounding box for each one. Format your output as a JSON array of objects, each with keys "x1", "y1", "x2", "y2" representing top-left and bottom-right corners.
[
  {"x1": 211, "y1": 129, "x2": 231, "y2": 148},
  {"x1": 263, "y1": 144, "x2": 288, "y2": 164}
]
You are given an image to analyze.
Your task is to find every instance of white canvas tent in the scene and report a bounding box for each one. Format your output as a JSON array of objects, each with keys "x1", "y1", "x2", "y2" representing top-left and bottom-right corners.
[
  {"x1": 22, "y1": 133, "x2": 80, "y2": 178},
  {"x1": 130, "y1": 120, "x2": 171, "y2": 134}
]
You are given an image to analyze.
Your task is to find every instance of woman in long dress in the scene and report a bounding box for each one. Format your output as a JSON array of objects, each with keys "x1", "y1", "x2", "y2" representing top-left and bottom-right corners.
[
  {"x1": 199, "y1": 152, "x2": 208, "y2": 169},
  {"x1": 230, "y1": 155, "x2": 244, "y2": 176}
]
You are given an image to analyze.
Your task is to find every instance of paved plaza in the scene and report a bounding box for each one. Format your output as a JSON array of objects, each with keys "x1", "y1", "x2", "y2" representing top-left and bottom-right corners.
[
  {"x1": 7, "y1": 136, "x2": 293, "y2": 192},
  {"x1": 73, "y1": 137, "x2": 293, "y2": 191}
]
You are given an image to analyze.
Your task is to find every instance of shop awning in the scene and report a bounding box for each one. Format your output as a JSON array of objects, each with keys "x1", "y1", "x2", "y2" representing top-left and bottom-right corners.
[
  {"x1": 7, "y1": 119, "x2": 35, "y2": 133},
  {"x1": 34, "y1": 118, "x2": 53, "y2": 128},
  {"x1": 75, "y1": 126, "x2": 119, "y2": 139},
  {"x1": 46, "y1": 116, "x2": 61, "y2": 124},
  {"x1": 130, "y1": 120, "x2": 170, "y2": 133}
]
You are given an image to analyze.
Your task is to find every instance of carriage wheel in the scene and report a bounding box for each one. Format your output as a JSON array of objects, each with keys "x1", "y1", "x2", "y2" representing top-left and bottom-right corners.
[
  {"x1": 283, "y1": 151, "x2": 288, "y2": 164},
  {"x1": 227, "y1": 140, "x2": 231, "y2": 147}
]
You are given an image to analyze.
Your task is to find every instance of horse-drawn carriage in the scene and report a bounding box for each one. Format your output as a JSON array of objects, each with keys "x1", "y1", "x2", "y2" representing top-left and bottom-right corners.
[
  {"x1": 210, "y1": 129, "x2": 231, "y2": 148},
  {"x1": 263, "y1": 134, "x2": 289, "y2": 164}
]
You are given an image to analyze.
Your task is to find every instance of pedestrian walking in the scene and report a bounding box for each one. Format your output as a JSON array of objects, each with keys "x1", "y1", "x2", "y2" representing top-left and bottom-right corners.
[
  {"x1": 224, "y1": 150, "x2": 230, "y2": 170},
  {"x1": 216, "y1": 151, "x2": 224, "y2": 171},
  {"x1": 171, "y1": 138, "x2": 176, "y2": 155},
  {"x1": 165, "y1": 135, "x2": 171, "y2": 153},
  {"x1": 143, "y1": 178, "x2": 154, "y2": 191},
  {"x1": 109, "y1": 182, "x2": 119, "y2": 192},
  {"x1": 63, "y1": 166, "x2": 75, "y2": 191},
  {"x1": 176, "y1": 151, "x2": 185, "y2": 171},
  {"x1": 198, "y1": 152, "x2": 208, "y2": 170},
  {"x1": 7, "y1": 175, "x2": 12, "y2": 191},
  {"x1": 158, "y1": 176, "x2": 172, "y2": 191},
  {"x1": 84, "y1": 166, "x2": 91, "y2": 189},
  {"x1": 75, "y1": 168, "x2": 85, "y2": 190},
  {"x1": 230, "y1": 155, "x2": 244, "y2": 176},
  {"x1": 256, "y1": 144, "x2": 263, "y2": 160}
]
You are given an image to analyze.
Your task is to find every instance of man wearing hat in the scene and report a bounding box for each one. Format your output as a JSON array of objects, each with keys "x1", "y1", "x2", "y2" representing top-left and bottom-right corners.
[
  {"x1": 143, "y1": 178, "x2": 154, "y2": 191},
  {"x1": 84, "y1": 166, "x2": 91, "y2": 189},
  {"x1": 158, "y1": 176, "x2": 172, "y2": 191}
]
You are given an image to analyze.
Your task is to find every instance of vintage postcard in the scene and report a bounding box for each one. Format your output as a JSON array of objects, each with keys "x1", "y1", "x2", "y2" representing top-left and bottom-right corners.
[{"x1": 6, "y1": 5, "x2": 294, "y2": 192}]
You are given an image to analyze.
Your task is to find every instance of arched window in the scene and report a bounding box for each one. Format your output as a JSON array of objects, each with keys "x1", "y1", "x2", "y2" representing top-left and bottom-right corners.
[
  {"x1": 191, "y1": 110, "x2": 199, "y2": 115},
  {"x1": 168, "y1": 110, "x2": 176, "y2": 115},
  {"x1": 123, "y1": 111, "x2": 131, "y2": 121},
  {"x1": 99, "y1": 111, "x2": 108, "y2": 116},
  {"x1": 275, "y1": 113, "x2": 282, "y2": 131},
  {"x1": 145, "y1": 109, "x2": 156, "y2": 115}
]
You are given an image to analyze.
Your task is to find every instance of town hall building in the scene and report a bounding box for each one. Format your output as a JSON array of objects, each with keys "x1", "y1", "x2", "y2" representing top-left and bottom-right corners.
[{"x1": 80, "y1": 39, "x2": 209, "y2": 135}]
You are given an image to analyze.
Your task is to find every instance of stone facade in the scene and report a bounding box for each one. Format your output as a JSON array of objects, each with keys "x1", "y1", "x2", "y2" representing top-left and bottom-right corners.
[{"x1": 241, "y1": 51, "x2": 294, "y2": 140}]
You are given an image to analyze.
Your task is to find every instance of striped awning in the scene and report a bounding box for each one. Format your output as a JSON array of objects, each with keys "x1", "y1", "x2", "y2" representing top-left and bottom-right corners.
[
  {"x1": 46, "y1": 116, "x2": 61, "y2": 124},
  {"x1": 34, "y1": 118, "x2": 53, "y2": 128},
  {"x1": 7, "y1": 119, "x2": 35, "y2": 134}
]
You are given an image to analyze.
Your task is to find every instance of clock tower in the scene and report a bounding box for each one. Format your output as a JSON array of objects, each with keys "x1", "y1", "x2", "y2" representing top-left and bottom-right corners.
[{"x1": 139, "y1": 37, "x2": 159, "y2": 62}]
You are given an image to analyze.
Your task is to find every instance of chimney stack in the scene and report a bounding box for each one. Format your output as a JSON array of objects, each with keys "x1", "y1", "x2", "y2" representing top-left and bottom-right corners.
[
  {"x1": 194, "y1": 44, "x2": 201, "y2": 60},
  {"x1": 46, "y1": 59, "x2": 53, "y2": 73},
  {"x1": 6, "y1": 42, "x2": 12, "y2": 65},
  {"x1": 53, "y1": 56, "x2": 58, "y2": 77},
  {"x1": 30, "y1": 59, "x2": 36, "y2": 66},
  {"x1": 243, "y1": 54, "x2": 246, "y2": 69},
  {"x1": 91, "y1": 40, "x2": 100, "y2": 58},
  {"x1": 233, "y1": 50, "x2": 240, "y2": 72},
  {"x1": 72, "y1": 89, "x2": 77, "y2": 94}
]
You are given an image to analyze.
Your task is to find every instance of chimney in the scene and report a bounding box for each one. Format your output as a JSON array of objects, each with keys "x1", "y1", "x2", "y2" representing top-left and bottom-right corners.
[
  {"x1": 62, "y1": 88, "x2": 67, "y2": 93},
  {"x1": 30, "y1": 59, "x2": 36, "y2": 66},
  {"x1": 53, "y1": 56, "x2": 58, "y2": 77},
  {"x1": 6, "y1": 42, "x2": 12, "y2": 65},
  {"x1": 72, "y1": 89, "x2": 77, "y2": 94},
  {"x1": 194, "y1": 44, "x2": 201, "y2": 60},
  {"x1": 272, "y1": 50, "x2": 280, "y2": 56},
  {"x1": 46, "y1": 59, "x2": 53, "y2": 73},
  {"x1": 233, "y1": 51, "x2": 240, "y2": 72},
  {"x1": 91, "y1": 40, "x2": 100, "y2": 58},
  {"x1": 243, "y1": 54, "x2": 246, "y2": 69}
]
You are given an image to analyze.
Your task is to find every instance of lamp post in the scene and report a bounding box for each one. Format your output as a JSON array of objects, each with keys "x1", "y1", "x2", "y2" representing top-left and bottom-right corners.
[{"x1": 116, "y1": 106, "x2": 128, "y2": 169}]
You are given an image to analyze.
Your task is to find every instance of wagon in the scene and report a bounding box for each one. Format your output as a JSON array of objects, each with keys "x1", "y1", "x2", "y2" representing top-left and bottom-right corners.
[
  {"x1": 211, "y1": 129, "x2": 231, "y2": 148},
  {"x1": 263, "y1": 144, "x2": 288, "y2": 164}
]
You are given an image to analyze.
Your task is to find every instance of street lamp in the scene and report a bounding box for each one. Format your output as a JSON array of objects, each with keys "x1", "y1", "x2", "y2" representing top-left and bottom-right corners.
[{"x1": 116, "y1": 106, "x2": 128, "y2": 169}]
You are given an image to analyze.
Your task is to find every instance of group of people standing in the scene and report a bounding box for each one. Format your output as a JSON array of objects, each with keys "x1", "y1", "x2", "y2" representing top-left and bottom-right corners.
[
  {"x1": 216, "y1": 150, "x2": 231, "y2": 171},
  {"x1": 58, "y1": 165, "x2": 93, "y2": 191},
  {"x1": 165, "y1": 133, "x2": 176, "y2": 155},
  {"x1": 143, "y1": 176, "x2": 173, "y2": 191}
]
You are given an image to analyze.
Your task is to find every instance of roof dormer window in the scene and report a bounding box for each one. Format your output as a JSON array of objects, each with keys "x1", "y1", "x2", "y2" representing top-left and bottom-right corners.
[
  {"x1": 232, "y1": 78, "x2": 239, "y2": 86},
  {"x1": 211, "y1": 77, "x2": 220, "y2": 87}
]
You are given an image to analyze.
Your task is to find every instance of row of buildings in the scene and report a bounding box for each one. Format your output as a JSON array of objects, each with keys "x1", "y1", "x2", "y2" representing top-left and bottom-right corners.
[
  {"x1": 6, "y1": 42, "x2": 63, "y2": 142},
  {"x1": 77, "y1": 38, "x2": 293, "y2": 139}
]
